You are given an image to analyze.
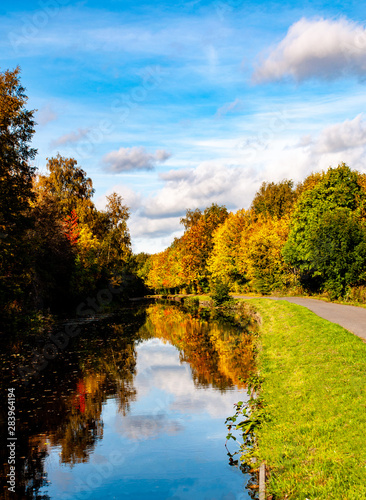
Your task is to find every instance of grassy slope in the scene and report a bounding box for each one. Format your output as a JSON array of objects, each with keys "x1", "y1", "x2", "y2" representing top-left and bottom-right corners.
[{"x1": 249, "y1": 299, "x2": 366, "y2": 500}]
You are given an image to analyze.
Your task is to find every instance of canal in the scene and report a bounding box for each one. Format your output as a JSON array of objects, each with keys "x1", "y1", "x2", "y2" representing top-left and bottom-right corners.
[{"x1": 1, "y1": 301, "x2": 256, "y2": 499}]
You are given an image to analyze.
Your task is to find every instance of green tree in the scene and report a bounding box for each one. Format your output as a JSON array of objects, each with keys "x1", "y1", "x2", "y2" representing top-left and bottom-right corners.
[
  {"x1": 101, "y1": 192, "x2": 132, "y2": 272},
  {"x1": 283, "y1": 163, "x2": 366, "y2": 295},
  {"x1": 299, "y1": 209, "x2": 366, "y2": 298},
  {"x1": 0, "y1": 67, "x2": 37, "y2": 313}
]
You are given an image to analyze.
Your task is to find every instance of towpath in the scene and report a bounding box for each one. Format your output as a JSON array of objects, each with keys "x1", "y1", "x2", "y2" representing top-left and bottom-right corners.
[{"x1": 234, "y1": 296, "x2": 366, "y2": 342}]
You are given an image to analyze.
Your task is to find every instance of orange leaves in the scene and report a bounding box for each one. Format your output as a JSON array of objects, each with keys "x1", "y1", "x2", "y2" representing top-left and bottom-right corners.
[
  {"x1": 146, "y1": 205, "x2": 228, "y2": 292},
  {"x1": 62, "y1": 209, "x2": 80, "y2": 246}
]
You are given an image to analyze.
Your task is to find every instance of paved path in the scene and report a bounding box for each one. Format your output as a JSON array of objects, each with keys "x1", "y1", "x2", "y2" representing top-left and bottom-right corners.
[{"x1": 234, "y1": 296, "x2": 366, "y2": 342}]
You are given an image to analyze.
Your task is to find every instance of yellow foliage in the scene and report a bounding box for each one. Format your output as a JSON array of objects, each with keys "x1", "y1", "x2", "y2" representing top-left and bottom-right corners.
[
  {"x1": 239, "y1": 215, "x2": 291, "y2": 293},
  {"x1": 78, "y1": 225, "x2": 100, "y2": 253},
  {"x1": 208, "y1": 209, "x2": 252, "y2": 288}
]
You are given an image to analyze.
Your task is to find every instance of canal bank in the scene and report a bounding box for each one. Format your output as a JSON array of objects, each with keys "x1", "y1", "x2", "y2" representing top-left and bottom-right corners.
[{"x1": 244, "y1": 299, "x2": 366, "y2": 499}]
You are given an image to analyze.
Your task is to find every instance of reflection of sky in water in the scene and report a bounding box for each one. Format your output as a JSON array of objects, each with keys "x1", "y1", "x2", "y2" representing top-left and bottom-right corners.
[{"x1": 39, "y1": 338, "x2": 250, "y2": 500}]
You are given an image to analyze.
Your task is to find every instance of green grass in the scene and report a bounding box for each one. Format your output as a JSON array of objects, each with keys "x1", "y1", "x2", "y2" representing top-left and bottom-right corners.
[
  {"x1": 248, "y1": 299, "x2": 366, "y2": 500},
  {"x1": 301, "y1": 294, "x2": 366, "y2": 309},
  {"x1": 192, "y1": 294, "x2": 212, "y2": 302}
]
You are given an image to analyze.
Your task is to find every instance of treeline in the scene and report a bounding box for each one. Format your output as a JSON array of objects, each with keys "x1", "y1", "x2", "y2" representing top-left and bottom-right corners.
[
  {"x1": 143, "y1": 165, "x2": 366, "y2": 300},
  {"x1": 1, "y1": 68, "x2": 143, "y2": 327}
]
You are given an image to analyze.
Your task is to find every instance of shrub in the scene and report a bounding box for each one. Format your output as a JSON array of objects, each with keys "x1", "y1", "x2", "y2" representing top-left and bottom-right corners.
[{"x1": 210, "y1": 280, "x2": 231, "y2": 306}]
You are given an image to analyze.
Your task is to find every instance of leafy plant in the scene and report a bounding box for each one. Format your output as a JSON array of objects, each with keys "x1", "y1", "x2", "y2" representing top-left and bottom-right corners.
[{"x1": 210, "y1": 279, "x2": 232, "y2": 306}]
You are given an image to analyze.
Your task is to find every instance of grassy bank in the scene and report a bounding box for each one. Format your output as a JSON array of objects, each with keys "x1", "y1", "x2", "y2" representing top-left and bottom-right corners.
[{"x1": 248, "y1": 299, "x2": 366, "y2": 500}]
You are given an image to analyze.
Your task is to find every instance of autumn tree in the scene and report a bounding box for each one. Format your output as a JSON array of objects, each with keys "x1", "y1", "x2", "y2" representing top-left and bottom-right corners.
[
  {"x1": 295, "y1": 171, "x2": 323, "y2": 198},
  {"x1": 180, "y1": 203, "x2": 228, "y2": 291},
  {"x1": 36, "y1": 154, "x2": 94, "y2": 219},
  {"x1": 239, "y1": 215, "x2": 291, "y2": 294},
  {"x1": 31, "y1": 157, "x2": 98, "y2": 307},
  {"x1": 27, "y1": 191, "x2": 76, "y2": 311},
  {"x1": 145, "y1": 241, "x2": 184, "y2": 293},
  {"x1": 251, "y1": 179, "x2": 296, "y2": 219},
  {"x1": 208, "y1": 209, "x2": 251, "y2": 292},
  {"x1": 180, "y1": 208, "x2": 202, "y2": 230}
]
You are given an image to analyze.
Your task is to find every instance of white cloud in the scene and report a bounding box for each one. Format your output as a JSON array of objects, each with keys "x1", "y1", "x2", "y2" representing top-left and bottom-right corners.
[
  {"x1": 134, "y1": 339, "x2": 247, "y2": 419},
  {"x1": 293, "y1": 114, "x2": 366, "y2": 173},
  {"x1": 311, "y1": 114, "x2": 366, "y2": 154},
  {"x1": 144, "y1": 161, "x2": 258, "y2": 218},
  {"x1": 51, "y1": 128, "x2": 89, "y2": 147},
  {"x1": 130, "y1": 215, "x2": 182, "y2": 237},
  {"x1": 115, "y1": 413, "x2": 184, "y2": 441},
  {"x1": 103, "y1": 146, "x2": 171, "y2": 173},
  {"x1": 253, "y1": 17, "x2": 366, "y2": 83}
]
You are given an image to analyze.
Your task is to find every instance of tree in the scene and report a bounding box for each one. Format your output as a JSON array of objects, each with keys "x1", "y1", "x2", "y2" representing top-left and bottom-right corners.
[
  {"x1": 208, "y1": 209, "x2": 251, "y2": 292},
  {"x1": 180, "y1": 208, "x2": 202, "y2": 230},
  {"x1": 31, "y1": 157, "x2": 99, "y2": 308},
  {"x1": 0, "y1": 67, "x2": 36, "y2": 233},
  {"x1": 239, "y1": 215, "x2": 291, "y2": 294},
  {"x1": 101, "y1": 193, "x2": 132, "y2": 272},
  {"x1": 251, "y1": 179, "x2": 296, "y2": 219},
  {"x1": 180, "y1": 203, "x2": 228, "y2": 291},
  {"x1": 283, "y1": 164, "x2": 366, "y2": 295},
  {"x1": 0, "y1": 67, "x2": 37, "y2": 312},
  {"x1": 296, "y1": 209, "x2": 366, "y2": 298},
  {"x1": 26, "y1": 192, "x2": 75, "y2": 311},
  {"x1": 36, "y1": 154, "x2": 94, "y2": 218},
  {"x1": 62, "y1": 209, "x2": 80, "y2": 246}
]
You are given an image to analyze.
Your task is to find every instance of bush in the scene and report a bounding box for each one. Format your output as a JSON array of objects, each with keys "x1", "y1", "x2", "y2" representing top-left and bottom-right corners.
[{"x1": 210, "y1": 280, "x2": 231, "y2": 306}]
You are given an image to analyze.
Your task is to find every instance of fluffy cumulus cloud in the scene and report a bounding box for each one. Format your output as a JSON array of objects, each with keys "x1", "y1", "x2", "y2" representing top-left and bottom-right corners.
[
  {"x1": 310, "y1": 114, "x2": 366, "y2": 154},
  {"x1": 103, "y1": 146, "x2": 171, "y2": 173},
  {"x1": 144, "y1": 161, "x2": 258, "y2": 218},
  {"x1": 296, "y1": 114, "x2": 366, "y2": 169},
  {"x1": 253, "y1": 17, "x2": 366, "y2": 83}
]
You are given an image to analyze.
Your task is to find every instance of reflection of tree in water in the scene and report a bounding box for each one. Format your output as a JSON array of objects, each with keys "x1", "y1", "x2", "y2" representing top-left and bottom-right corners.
[
  {"x1": 49, "y1": 324, "x2": 140, "y2": 465},
  {"x1": 0, "y1": 306, "x2": 147, "y2": 499},
  {"x1": 0, "y1": 302, "x2": 256, "y2": 499},
  {"x1": 140, "y1": 303, "x2": 256, "y2": 390}
]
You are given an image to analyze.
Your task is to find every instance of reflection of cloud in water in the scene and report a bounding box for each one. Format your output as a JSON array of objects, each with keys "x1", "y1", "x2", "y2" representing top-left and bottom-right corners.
[
  {"x1": 137, "y1": 339, "x2": 181, "y2": 369},
  {"x1": 115, "y1": 413, "x2": 184, "y2": 441},
  {"x1": 135, "y1": 340, "x2": 247, "y2": 419}
]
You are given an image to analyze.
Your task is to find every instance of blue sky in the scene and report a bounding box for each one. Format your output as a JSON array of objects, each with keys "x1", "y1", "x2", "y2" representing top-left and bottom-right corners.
[{"x1": 2, "y1": 0, "x2": 366, "y2": 252}]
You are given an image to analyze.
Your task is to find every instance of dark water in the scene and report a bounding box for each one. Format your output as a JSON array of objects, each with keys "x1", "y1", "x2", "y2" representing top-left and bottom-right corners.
[{"x1": 1, "y1": 302, "x2": 255, "y2": 500}]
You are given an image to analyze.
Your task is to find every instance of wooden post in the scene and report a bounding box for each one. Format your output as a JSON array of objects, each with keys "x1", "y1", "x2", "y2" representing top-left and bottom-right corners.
[{"x1": 259, "y1": 462, "x2": 266, "y2": 500}]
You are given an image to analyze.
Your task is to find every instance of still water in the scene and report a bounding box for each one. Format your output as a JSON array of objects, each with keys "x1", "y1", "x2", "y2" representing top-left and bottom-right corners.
[{"x1": 1, "y1": 302, "x2": 255, "y2": 500}]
